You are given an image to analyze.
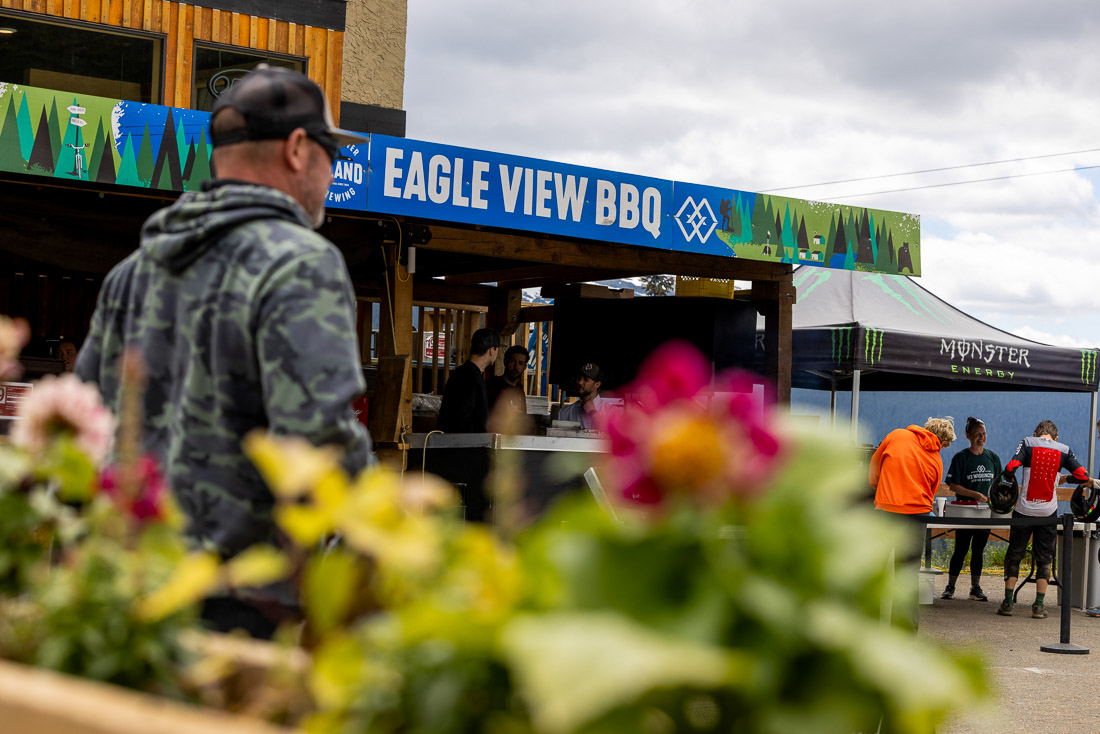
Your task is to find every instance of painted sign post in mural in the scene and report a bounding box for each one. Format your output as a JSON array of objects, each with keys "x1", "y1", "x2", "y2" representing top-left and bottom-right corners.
[{"x1": 0, "y1": 83, "x2": 212, "y2": 191}]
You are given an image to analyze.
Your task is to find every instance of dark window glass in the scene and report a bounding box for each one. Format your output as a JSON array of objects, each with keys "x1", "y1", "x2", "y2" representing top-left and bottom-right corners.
[
  {"x1": 0, "y1": 13, "x2": 161, "y2": 103},
  {"x1": 191, "y1": 46, "x2": 303, "y2": 112}
]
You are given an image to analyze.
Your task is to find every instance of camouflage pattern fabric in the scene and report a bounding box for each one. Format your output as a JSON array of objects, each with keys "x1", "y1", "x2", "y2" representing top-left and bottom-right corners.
[{"x1": 76, "y1": 181, "x2": 374, "y2": 557}]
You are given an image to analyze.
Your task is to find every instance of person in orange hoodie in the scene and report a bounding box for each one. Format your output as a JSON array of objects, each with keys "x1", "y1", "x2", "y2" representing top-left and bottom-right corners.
[
  {"x1": 870, "y1": 417, "x2": 956, "y2": 515},
  {"x1": 868, "y1": 417, "x2": 955, "y2": 630}
]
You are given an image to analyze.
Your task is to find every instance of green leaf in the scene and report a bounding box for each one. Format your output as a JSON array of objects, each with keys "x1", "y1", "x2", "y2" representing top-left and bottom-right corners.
[
  {"x1": 40, "y1": 434, "x2": 97, "y2": 503},
  {"x1": 499, "y1": 612, "x2": 750, "y2": 734}
]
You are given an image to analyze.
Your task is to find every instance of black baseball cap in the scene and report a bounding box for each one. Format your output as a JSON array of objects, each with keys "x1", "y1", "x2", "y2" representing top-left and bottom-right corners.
[
  {"x1": 578, "y1": 362, "x2": 602, "y2": 381},
  {"x1": 209, "y1": 65, "x2": 366, "y2": 161}
]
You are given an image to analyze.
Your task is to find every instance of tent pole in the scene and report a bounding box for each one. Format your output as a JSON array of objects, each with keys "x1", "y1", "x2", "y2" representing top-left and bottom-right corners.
[
  {"x1": 850, "y1": 370, "x2": 861, "y2": 443},
  {"x1": 1090, "y1": 390, "x2": 1098, "y2": 478},
  {"x1": 829, "y1": 375, "x2": 837, "y2": 430}
]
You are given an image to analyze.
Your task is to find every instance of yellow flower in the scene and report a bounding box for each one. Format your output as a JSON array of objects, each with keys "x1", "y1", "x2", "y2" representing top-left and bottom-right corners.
[
  {"x1": 135, "y1": 551, "x2": 220, "y2": 621},
  {"x1": 244, "y1": 430, "x2": 346, "y2": 500},
  {"x1": 650, "y1": 412, "x2": 725, "y2": 492}
]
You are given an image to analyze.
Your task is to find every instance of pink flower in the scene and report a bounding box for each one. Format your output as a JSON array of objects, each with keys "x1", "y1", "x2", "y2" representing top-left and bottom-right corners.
[
  {"x1": 602, "y1": 342, "x2": 785, "y2": 508},
  {"x1": 10, "y1": 374, "x2": 115, "y2": 465},
  {"x1": 631, "y1": 340, "x2": 712, "y2": 408},
  {"x1": 98, "y1": 454, "x2": 170, "y2": 524},
  {"x1": 0, "y1": 315, "x2": 30, "y2": 380}
]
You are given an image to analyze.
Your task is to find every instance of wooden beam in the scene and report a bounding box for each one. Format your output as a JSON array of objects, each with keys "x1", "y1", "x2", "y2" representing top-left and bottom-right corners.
[
  {"x1": 444, "y1": 265, "x2": 632, "y2": 288},
  {"x1": 753, "y1": 277, "x2": 796, "y2": 406},
  {"x1": 422, "y1": 224, "x2": 792, "y2": 281},
  {"x1": 369, "y1": 244, "x2": 413, "y2": 454},
  {"x1": 519, "y1": 305, "x2": 554, "y2": 323},
  {"x1": 354, "y1": 280, "x2": 495, "y2": 309},
  {"x1": 540, "y1": 282, "x2": 634, "y2": 300},
  {"x1": 487, "y1": 287, "x2": 522, "y2": 338}
]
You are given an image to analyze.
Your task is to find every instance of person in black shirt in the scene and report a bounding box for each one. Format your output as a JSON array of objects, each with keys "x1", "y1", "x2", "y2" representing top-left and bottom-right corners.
[
  {"x1": 487, "y1": 344, "x2": 528, "y2": 416},
  {"x1": 437, "y1": 327, "x2": 501, "y2": 433},
  {"x1": 435, "y1": 327, "x2": 501, "y2": 522}
]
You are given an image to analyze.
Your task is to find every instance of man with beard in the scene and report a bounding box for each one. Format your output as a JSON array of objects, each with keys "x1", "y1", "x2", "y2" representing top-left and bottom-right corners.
[
  {"x1": 76, "y1": 66, "x2": 373, "y2": 637},
  {"x1": 487, "y1": 344, "x2": 529, "y2": 418},
  {"x1": 558, "y1": 362, "x2": 609, "y2": 430}
]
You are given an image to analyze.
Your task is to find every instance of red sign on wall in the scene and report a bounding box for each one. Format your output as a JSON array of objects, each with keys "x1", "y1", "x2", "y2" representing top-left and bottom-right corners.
[
  {"x1": 0, "y1": 382, "x2": 32, "y2": 419},
  {"x1": 423, "y1": 333, "x2": 447, "y2": 361}
]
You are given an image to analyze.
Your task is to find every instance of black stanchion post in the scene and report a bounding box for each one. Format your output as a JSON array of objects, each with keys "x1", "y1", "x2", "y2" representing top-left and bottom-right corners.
[{"x1": 1041, "y1": 514, "x2": 1089, "y2": 655}]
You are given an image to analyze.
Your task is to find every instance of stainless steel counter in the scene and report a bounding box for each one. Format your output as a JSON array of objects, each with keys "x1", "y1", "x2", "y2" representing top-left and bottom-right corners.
[{"x1": 407, "y1": 432, "x2": 607, "y2": 453}]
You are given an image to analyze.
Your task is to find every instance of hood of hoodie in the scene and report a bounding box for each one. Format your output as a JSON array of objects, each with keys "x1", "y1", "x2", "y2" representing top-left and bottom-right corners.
[
  {"x1": 140, "y1": 182, "x2": 313, "y2": 273},
  {"x1": 906, "y1": 424, "x2": 943, "y2": 453}
]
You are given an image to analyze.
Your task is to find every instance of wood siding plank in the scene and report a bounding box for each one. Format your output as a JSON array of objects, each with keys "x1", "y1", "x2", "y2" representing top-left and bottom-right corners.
[
  {"x1": 309, "y1": 27, "x2": 325, "y2": 86},
  {"x1": 254, "y1": 16, "x2": 267, "y2": 50},
  {"x1": 273, "y1": 19, "x2": 288, "y2": 53},
  {"x1": 219, "y1": 9, "x2": 230, "y2": 43},
  {"x1": 266, "y1": 16, "x2": 278, "y2": 51},
  {"x1": 324, "y1": 29, "x2": 337, "y2": 114},
  {"x1": 248, "y1": 15, "x2": 257, "y2": 48},
  {"x1": 176, "y1": 3, "x2": 193, "y2": 108},
  {"x1": 84, "y1": 0, "x2": 99, "y2": 21},
  {"x1": 121, "y1": 0, "x2": 130, "y2": 26},
  {"x1": 29, "y1": 0, "x2": 46, "y2": 13},
  {"x1": 108, "y1": 0, "x2": 122, "y2": 24},
  {"x1": 164, "y1": 1, "x2": 178, "y2": 107},
  {"x1": 196, "y1": 5, "x2": 210, "y2": 40},
  {"x1": 209, "y1": 8, "x2": 219, "y2": 42},
  {"x1": 101, "y1": 0, "x2": 110, "y2": 25},
  {"x1": 230, "y1": 12, "x2": 240, "y2": 46},
  {"x1": 63, "y1": 0, "x2": 73, "y2": 18},
  {"x1": 142, "y1": 0, "x2": 151, "y2": 29},
  {"x1": 79, "y1": 0, "x2": 88, "y2": 20},
  {"x1": 154, "y1": 0, "x2": 164, "y2": 32},
  {"x1": 330, "y1": 31, "x2": 343, "y2": 121}
]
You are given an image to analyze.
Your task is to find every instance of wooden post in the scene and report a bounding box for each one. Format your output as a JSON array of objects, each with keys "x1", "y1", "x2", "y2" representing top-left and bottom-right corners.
[
  {"x1": 752, "y1": 276, "x2": 795, "y2": 406},
  {"x1": 414, "y1": 305, "x2": 424, "y2": 393},
  {"x1": 369, "y1": 243, "x2": 413, "y2": 467},
  {"x1": 487, "y1": 287, "x2": 522, "y2": 376}
]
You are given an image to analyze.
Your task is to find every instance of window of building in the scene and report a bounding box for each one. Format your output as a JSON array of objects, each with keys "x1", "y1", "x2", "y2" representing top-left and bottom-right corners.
[
  {"x1": 0, "y1": 12, "x2": 162, "y2": 103},
  {"x1": 191, "y1": 45, "x2": 304, "y2": 112}
]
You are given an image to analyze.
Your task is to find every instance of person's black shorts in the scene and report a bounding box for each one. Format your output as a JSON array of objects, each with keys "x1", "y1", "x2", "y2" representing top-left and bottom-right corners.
[{"x1": 1004, "y1": 510, "x2": 1057, "y2": 578}]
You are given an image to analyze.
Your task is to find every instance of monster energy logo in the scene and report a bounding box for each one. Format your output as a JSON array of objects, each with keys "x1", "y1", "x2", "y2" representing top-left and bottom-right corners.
[
  {"x1": 830, "y1": 327, "x2": 854, "y2": 363},
  {"x1": 1082, "y1": 350, "x2": 1097, "y2": 384},
  {"x1": 865, "y1": 328, "x2": 884, "y2": 366}
]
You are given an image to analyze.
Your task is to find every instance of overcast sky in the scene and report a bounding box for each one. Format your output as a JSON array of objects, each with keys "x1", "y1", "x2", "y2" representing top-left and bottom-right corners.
[{"x1": 403, "y1": 1, "x2": 1100, "y2": 348}]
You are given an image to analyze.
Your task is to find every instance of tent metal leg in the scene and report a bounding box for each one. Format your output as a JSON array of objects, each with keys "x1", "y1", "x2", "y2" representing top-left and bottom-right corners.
[
  {"x1": 829, "y1": 377, "x2": 837, "y2": 430},
  {"x1": 850, "y1": 369, "x2": 861, "y2": 443},
  {"x1": 1089, "y1": 391, "x2": 1097, "y2": 479}
]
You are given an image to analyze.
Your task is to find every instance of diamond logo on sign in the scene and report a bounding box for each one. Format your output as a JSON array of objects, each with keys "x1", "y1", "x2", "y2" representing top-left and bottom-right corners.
[{"x1": 674, "y1": 196, "x2": 718, "y2": 244}]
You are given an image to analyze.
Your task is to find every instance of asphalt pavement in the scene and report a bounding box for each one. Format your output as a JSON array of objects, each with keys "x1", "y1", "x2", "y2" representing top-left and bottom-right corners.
[{"x1": 920, "y1": 572, "x2": 1100, "y2": 733}]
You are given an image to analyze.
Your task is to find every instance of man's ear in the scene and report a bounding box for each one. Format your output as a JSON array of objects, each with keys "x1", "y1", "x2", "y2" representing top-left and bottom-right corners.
[{"x1": 283, "y1": 128, "x2": 310, "y2": 173}]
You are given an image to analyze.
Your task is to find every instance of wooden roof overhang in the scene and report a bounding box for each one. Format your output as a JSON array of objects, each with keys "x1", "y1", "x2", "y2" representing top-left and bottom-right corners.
[{"x1": 0, "y1": 171, "x2": 796, "y2": 460}]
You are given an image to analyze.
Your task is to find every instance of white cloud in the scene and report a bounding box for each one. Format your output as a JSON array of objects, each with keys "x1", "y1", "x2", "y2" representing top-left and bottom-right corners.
[{"x1": 404, "y1": 0, "x2": 1100, "y2": 346}]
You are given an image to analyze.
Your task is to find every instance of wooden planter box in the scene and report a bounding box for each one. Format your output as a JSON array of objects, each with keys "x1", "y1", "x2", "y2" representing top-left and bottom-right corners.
[{"x1": 0, "y1": 632, "x2": 308, "y2": 734}]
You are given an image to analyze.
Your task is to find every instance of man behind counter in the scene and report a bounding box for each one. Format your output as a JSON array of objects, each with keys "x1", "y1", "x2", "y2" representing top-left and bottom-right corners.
[
  {"x1": 558, "y1": 362, "x2": 609, "y2": 430},
  {"x1": 487, "y1": 345, "x2": 529, "y2": 414},
  {"x1": 437, "y1": 327, "x2": 501, "y2": 433}
]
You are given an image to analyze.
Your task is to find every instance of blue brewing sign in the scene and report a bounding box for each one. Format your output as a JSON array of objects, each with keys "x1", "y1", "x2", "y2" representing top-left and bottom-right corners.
[
  {"x1": 326, "y1": 144, "x2": 368, "y2": 211},
  {"x1": 365, "y1": 136, "x2": 673, "y2": 249}
]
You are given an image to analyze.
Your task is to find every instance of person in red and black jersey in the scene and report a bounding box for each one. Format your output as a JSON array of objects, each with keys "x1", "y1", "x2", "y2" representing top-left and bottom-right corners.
[{"x1": 997, "y1": 419, "x2": 1091, "y2": 619}]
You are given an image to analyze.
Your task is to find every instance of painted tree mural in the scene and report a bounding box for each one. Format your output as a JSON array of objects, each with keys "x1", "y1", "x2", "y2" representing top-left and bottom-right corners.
[{"x1": 0, "y1": 96, "x2": 26, "y2": 172}]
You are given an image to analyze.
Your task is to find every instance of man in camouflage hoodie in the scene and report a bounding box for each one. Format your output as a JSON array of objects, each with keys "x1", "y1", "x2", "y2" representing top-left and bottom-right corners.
[{"x1": 75, "y1": 67, "x2": 373, "y2": 634}]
